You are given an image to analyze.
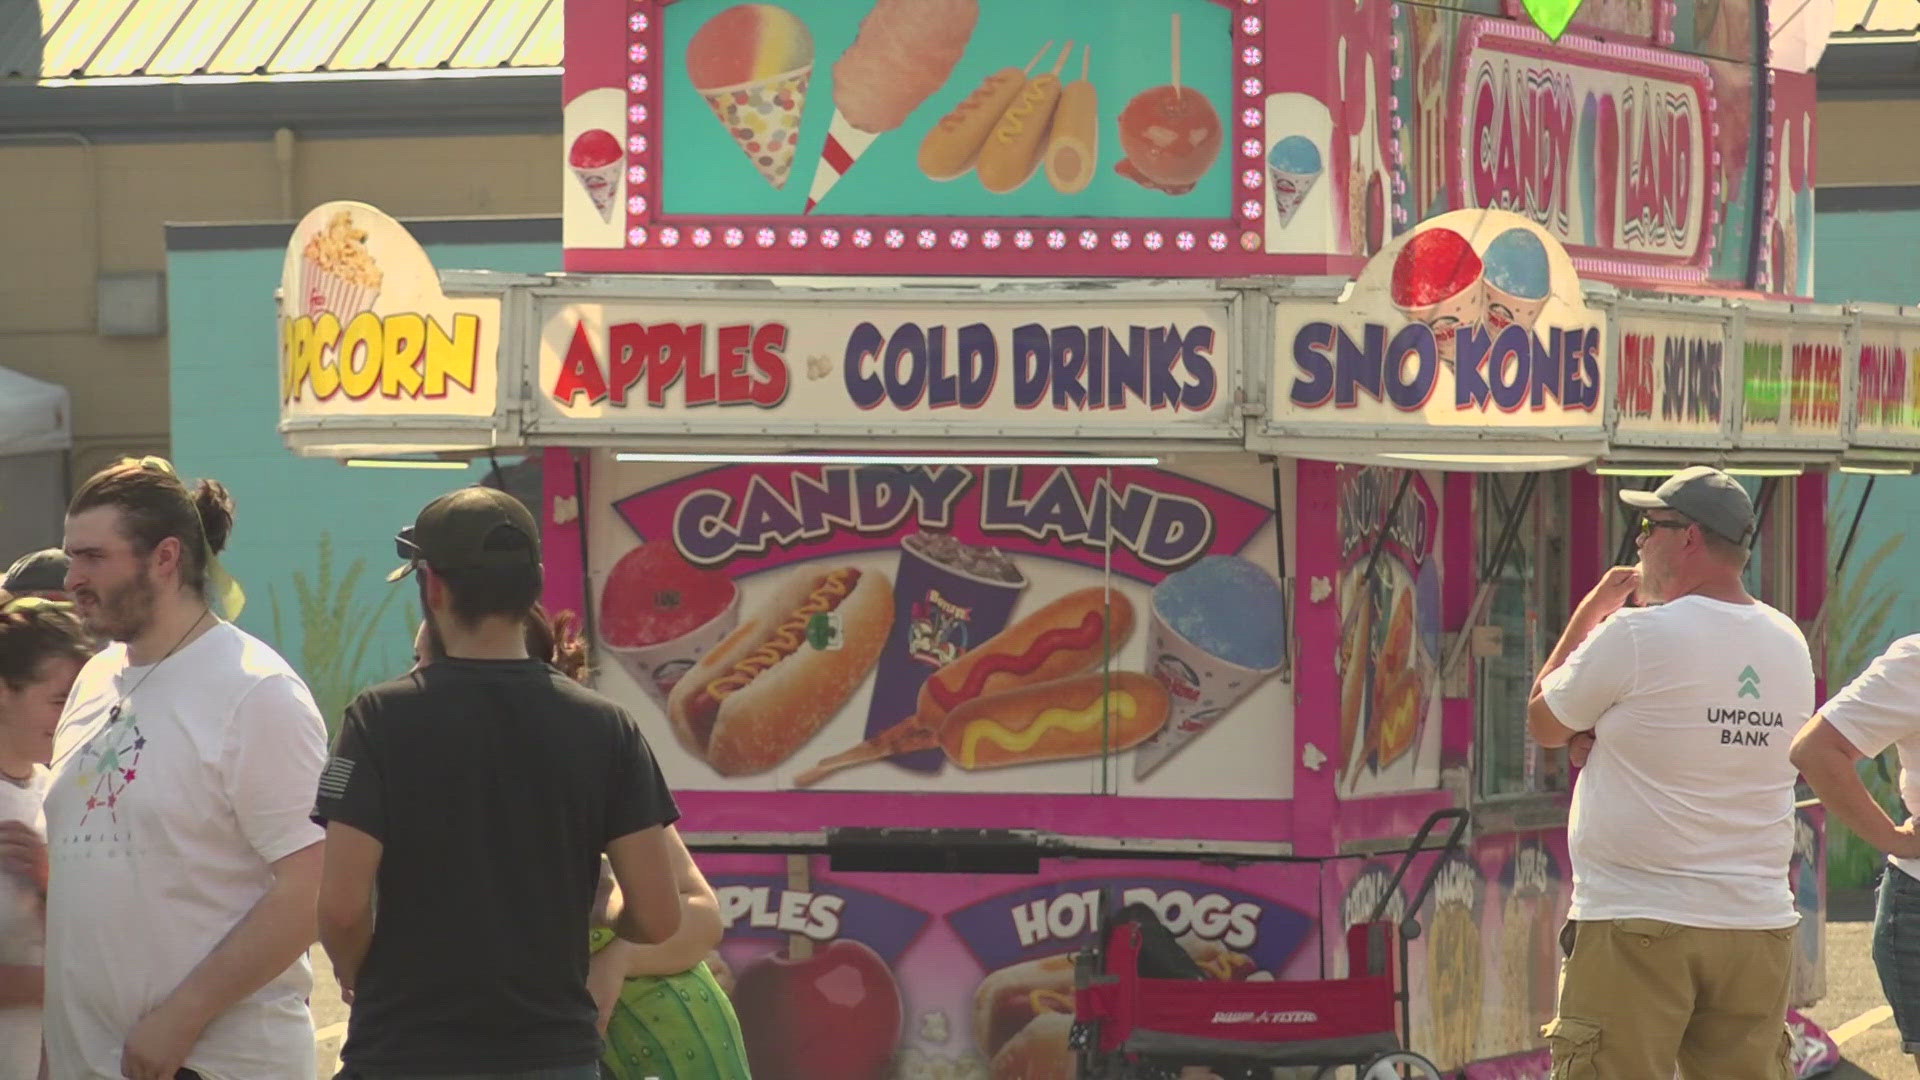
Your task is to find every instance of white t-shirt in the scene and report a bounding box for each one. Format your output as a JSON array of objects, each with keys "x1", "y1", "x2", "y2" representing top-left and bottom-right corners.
[
  {"x1": 1819, "y1": 634, "x2": 1920, "y2": 884},
  {"x1": 1541, "y1": 595, "x2": 1812, "y2": 929},
  {"x1": 0, "y1": 767, "x2": 47, "y2": 1079},
  {"x1": 43, "y1": 622, "x2": 327, "y2": 1080}
]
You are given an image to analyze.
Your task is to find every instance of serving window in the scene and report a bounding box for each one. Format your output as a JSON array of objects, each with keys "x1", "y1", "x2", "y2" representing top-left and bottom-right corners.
[{"x1": 1473, "y1": 471, "x2": 1571, "y2": 801}]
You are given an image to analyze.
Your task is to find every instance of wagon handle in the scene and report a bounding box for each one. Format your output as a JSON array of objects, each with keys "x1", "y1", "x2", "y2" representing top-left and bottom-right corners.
[{"x1": 1365, "y1": 807, "x2": 1470, "y2": 930}]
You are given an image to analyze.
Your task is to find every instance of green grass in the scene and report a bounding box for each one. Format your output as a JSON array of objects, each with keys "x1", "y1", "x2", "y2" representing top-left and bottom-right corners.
[
  {"x1": 267, "y1": 532, "x2": 412, "y2": 740},
  {"x1": 1822, "y1": 477, "x2": 1908, "y2": 890}
]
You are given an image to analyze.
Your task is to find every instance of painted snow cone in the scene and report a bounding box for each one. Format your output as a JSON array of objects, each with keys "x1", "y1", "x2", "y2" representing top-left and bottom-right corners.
[
  {"x1": 1390, "y1": 227, "x2": 1484, "y2": 365},
  {"x1": 569, "y1": 129, "x2": 626, "y2": 222},
  {"x1": 1133, "y1": 555, "x2": 1286, "y2": 779},
  {"x1": 1267, "y1": 136, "x2": 1323, "y2": 226},
  {"x1": 598, "y1": 540, "x2": 741, "y2": 708},
  {"x1": 688, "y1": 4, "x2": 816, "y2": 191},
  {"x1": 1482, "y1": 227, "x2": 1552, "y2": 333},
  {"x1": 804, "y1": 0, "x2": 979, "y2": 212}
]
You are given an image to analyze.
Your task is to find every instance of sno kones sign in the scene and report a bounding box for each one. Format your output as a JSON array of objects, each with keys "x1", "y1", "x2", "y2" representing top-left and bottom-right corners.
[{"x1": 1267, "y1": 208, "x2": 1604, "y2": 439}]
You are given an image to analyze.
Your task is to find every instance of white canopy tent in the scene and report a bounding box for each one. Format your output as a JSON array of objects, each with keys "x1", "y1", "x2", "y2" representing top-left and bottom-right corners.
[
  {"x1": 0, "y1": 367, "x2": 70, "y2": 458},
  {"x1": 0, "y1": 367, "x2": 72, "y2": 570}
]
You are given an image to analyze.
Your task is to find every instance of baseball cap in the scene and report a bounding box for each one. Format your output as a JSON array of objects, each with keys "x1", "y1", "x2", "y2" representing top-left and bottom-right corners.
[
  {"x1": 3, "y1": 549, "x2": 69, "y2": 595},
  {"x1": 1619, "y1": 465, "x2": 1755, "y2": 544},
  {"x1": 388, "y1": 486, "x2": 540, "y2": 582}
]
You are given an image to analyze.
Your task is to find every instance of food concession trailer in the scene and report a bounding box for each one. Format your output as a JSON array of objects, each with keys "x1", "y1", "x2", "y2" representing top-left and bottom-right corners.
[{"x1": 275, "y1": 0, "x2": 1865, "y2": 1076}]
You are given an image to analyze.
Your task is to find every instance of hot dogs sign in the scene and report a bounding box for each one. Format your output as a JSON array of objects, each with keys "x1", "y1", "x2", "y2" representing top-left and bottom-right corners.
[
  {"x1": 1268, "y1": 208, "x2": 1606, "y2": 437},
  {"x1": 588, "y1": 459, "x2": 1293, "y2": 798}
]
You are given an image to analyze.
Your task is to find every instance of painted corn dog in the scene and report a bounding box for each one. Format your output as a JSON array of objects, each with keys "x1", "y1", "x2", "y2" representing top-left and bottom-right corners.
[
  {"x1": 919, "y1": 41, "x2": 1053, "y2": 182},
  {"x1": 792, "y1": 588, "x2": 1135, "y2": 784},
  {"x1": 977, "y1": 41, "x2": 1073, "y2": 194},
  {"x1": 1043, "y1": 46, "x2": 1097, "y2": 195}
]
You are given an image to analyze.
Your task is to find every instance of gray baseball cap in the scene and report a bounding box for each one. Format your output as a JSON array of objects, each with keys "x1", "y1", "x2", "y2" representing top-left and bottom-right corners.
[{"x1": 1619, "y1": 465, "x2": 1755, "y2": 544}]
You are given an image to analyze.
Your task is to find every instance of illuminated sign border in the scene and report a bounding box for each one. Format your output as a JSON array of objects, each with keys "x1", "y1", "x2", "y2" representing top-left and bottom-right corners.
[
  {"x1": 1450, "y1": 17, "x2": 1716, "y2": 286},
  {"x1": 582, "y1": 0, "x2": 1270, "y2": 276}
]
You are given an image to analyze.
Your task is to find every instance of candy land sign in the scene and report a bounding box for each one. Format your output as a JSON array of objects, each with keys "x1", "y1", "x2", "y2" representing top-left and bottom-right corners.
[{"x1": 1267, "y1": 208, "x2": 1605, "y2": 441}]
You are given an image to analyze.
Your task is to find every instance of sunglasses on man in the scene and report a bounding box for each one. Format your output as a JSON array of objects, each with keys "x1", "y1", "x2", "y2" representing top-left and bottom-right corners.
[{"x1": 1639, "y1": 515, "x2": 1691, "y2": 538}]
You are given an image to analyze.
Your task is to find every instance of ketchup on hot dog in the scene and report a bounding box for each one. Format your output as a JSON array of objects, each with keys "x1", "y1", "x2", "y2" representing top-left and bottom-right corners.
[
  {"x1": 923, "y1": 611, "x2": 1108, "y2": 713},
  {"x1": 685, "y1": 569, "x2": 861, "y2": 744}
]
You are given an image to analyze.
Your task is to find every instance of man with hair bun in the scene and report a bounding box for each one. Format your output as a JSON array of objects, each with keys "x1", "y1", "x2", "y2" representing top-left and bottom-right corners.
[{"x1": 26, "y1": 458, "x2": 328, "y2": 1080}]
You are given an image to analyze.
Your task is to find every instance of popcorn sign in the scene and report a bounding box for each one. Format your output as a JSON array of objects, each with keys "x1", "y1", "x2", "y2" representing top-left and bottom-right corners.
[{"x1": 277, "y1": 201, "x2": 503, "y2": 420}]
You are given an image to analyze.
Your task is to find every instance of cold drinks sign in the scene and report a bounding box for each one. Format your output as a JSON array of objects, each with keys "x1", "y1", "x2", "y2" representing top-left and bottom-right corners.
[
  {"x1": 1266, "y1": 209, "x2": 1605, "y2": 441},
  {"x1": 532, "y1": 285, "x2": 1239, "y2": 442}
]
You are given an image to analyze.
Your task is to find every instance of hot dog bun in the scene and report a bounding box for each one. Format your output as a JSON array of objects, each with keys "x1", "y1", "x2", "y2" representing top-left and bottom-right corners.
[
  {"x1": 920, "y1": 66, "x2": 1029, "y2": 181},
  {"x1": 917, "y1": 587, "x2": 1134, "y2": 727},
  {"x1": 938, "y1": 670, "x2": 1169, "y2": 770},
  {"x1": 990, "y1": 1011, "x2": 1074, "y2": 1080},
  {"x1": 667, "y1": 565, "x2": 892, "y2": 776},
  {"x1": 973, "y1": 954, "x2": 1074, "y2": 1059}
]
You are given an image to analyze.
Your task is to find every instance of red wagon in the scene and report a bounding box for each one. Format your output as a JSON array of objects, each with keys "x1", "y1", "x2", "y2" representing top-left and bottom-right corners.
[{"x1": 1071, "y1": 809, "x2": 1468, "y2": 1080}]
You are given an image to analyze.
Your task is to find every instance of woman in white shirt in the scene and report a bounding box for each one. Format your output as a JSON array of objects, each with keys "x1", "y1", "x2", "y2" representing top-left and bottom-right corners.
[{"x1": 0, "y1": 594, "x2": 94, "y2": 1079}]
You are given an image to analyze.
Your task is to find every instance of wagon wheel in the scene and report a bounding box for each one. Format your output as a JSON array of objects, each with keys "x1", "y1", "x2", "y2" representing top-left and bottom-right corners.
[{"x1": 1312, "y1": 1052, "x2": 1446, "y2": 1080}]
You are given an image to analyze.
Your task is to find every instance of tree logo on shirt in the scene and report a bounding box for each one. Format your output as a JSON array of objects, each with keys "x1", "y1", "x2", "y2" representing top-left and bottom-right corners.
[
  {"x1": 70, "y1": 705, "x2": 146, "y2": 825},
  {"x1": 1738, "y1": 666, "x2": 1761, "y2": 699}
]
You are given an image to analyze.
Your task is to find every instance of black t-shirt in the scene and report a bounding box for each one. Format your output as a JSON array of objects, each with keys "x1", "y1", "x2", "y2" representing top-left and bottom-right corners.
[{"x1": 312, "y1": 658, "x2": 679, "y2": 1073}]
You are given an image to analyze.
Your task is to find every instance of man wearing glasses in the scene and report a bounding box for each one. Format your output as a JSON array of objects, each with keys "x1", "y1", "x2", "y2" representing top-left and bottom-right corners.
[{"x1": 1525, "y1": 465, "x2": 1813, "y2": 1079}]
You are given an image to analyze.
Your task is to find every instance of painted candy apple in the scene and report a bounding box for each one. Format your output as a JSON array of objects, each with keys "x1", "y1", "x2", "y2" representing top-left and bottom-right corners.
[
  {"x1": 1116, "y1": 85, "x2": 1224, "y2": 195},
  {"x1": 731, "y1": 939, "x2": 903, "y2": 1080}
]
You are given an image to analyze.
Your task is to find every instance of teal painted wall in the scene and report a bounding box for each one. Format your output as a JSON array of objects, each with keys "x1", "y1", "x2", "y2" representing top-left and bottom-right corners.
[
  {"x1": 167, "y1": 239, "x2": 555, "y2": 733},
  {"x1": 1815, "y1": 206, "x2": 1920, "y2": 888}
]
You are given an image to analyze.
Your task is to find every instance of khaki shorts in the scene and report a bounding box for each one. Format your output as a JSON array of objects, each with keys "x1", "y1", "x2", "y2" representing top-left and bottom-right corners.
[{"x1": 1544, "y1": 919, "x2": 1794, "y2": 1080}]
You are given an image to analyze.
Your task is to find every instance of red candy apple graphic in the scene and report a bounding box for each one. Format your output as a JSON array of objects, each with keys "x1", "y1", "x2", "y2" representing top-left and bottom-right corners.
[{"x1": 731, "y1": 938, "x2": 903, "y2": 1080}]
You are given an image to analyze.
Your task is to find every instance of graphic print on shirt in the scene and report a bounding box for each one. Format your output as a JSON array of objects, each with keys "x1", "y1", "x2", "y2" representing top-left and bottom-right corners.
[
  {"x1": 70, "y1": 705, "x2": 146, "y2": 824},
  {"x1": 1709, "y1": 666, "x2": 1785, "y2": 747}
]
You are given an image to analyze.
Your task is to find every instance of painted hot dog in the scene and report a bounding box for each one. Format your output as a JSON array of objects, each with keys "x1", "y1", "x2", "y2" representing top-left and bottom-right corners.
[
  {"x1": 919, "y1": 42, "x2": 1052, "y2": 181},
  {"x1": 938, "y1": 670, "x2": 1169, "y2": 770},
  {"x1": 977, "y1": 41, "x2": 1073, "y2": 193},
  {"x1": 973, "y1": 953, "x2": 1074, "y2": 1059},
  {"x1": 1043, "y1": 46, "x2": 1097, "y2": 194},
  {"x1": 918, "y1": 587, "x2": 1135, "y2": 730},
  {"x1": 666, "y1": 565, "x2": 892, "y2": 776},
  {"x1": 793, "y1": 588, "x2": 1137, "y2": 785}
]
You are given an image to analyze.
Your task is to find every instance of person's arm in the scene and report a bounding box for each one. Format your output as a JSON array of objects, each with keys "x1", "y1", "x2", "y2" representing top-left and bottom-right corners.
[
  {"x1": 121, "y1": 672, "x2": 331, "y2": 1080},
  {"x1": 602, "y1": 710, "x2": 685, "y2": 947},
  {"x1": 317, "y1": 821, "x2": 382, "y2": 996},
  {"x1": 310, "y1": 694, "x2": 387, "y2": 1002},
  {"x1": 0, "y1": 964, "x2": 40, "y2": 1008},
  {"x1": 1792, "y1": 640, "x2": 1920, "y2": 860},
  {"x1": 608, "y1": 827, "x2": 683, "y2": 947},
  {"x1": 120, "y1": 842, "x2": 323, "y2": 1080},
  {"x1": 1527, "y1": 567, "x2": 1641, "y2": 750},
  {"x1": 600, "y1": 827, "x2": 726, "y2": 977},
  {"x1": 1791, "y1": 718, "x2": 1920, "y2": 858}
]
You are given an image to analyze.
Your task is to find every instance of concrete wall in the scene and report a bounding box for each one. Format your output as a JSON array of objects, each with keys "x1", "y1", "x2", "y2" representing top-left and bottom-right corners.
[
  {"x1": 1821, "y1": 99, "x2": 1920, "y2": 187},
  {"x1": 0, "y1": 133, "x2": 560, "y2": 484}
]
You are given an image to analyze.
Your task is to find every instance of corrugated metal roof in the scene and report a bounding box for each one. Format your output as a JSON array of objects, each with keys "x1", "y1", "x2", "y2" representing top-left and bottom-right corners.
[
  {"x1": 2, "y1": 0, "x2": 563, "y2": 83},
  {"x1": 1835, "y1": 0, "x2": 1920, "y2": 34}
]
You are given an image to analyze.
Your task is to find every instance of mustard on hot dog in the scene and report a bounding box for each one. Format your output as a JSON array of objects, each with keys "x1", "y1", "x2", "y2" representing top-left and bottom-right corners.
[
  {"x1": 916, "y1": 587, "x2": 1135, "y2": 729},
  {"x1": 977, "y1": 41, "x2": 1073, "y2": 194},
  {"x1": 937, "y1": 670, "x2": 1170, "y2": 770},
  {"x1": 919, "y1": 41, "x2": 1053, "y2": 182}
]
